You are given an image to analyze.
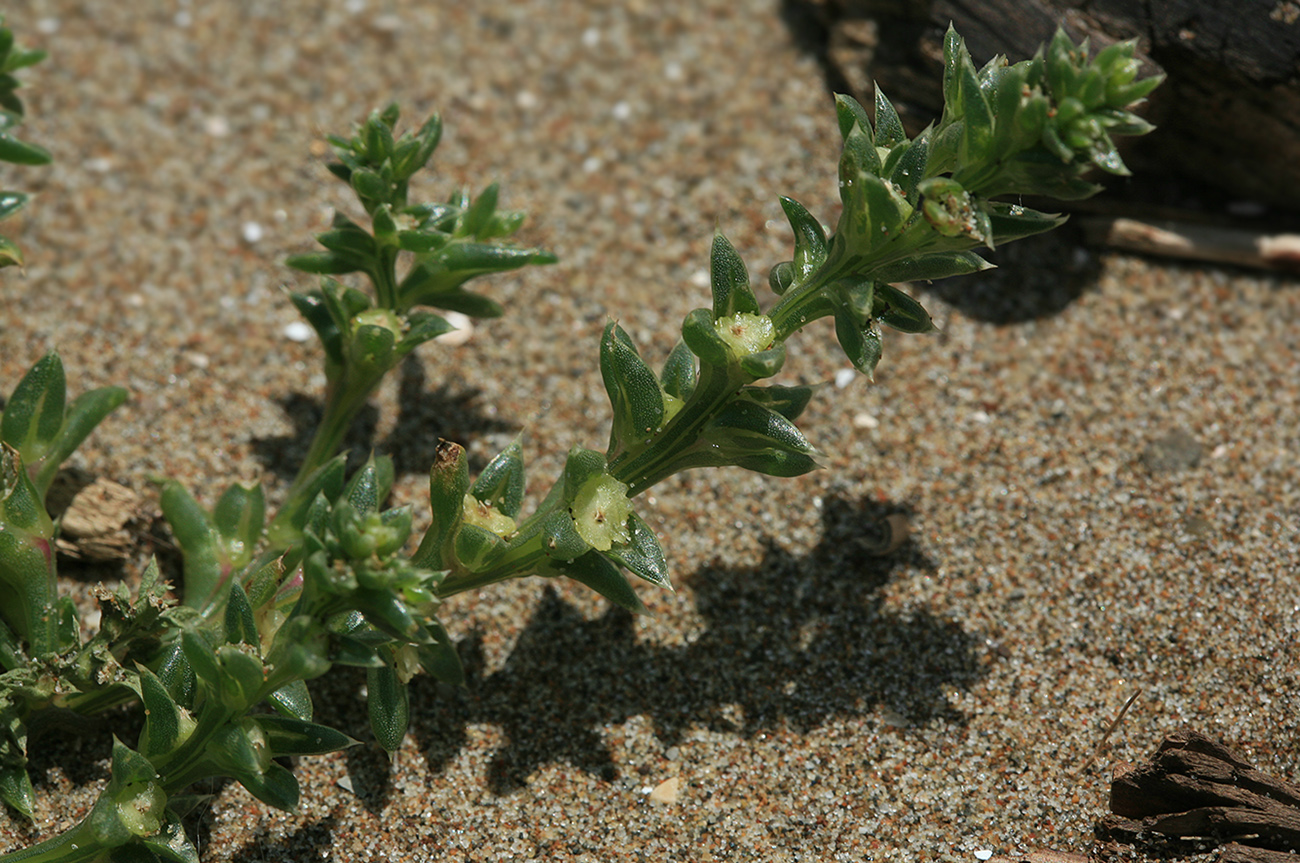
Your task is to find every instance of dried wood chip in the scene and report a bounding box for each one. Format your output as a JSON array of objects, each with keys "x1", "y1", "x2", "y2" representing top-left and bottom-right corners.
[
  {"x1": 1097, "y1": 728, "x2": 1300, "y2": 858},
  {"x1": 48, "y1": 475, "x2": 147, "y2": 562}
]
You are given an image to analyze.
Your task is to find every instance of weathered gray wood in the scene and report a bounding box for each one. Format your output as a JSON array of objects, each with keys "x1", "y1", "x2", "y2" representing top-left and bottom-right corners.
[{"x1": 798, "y1": 0, "x2": 1300, "y2": 208}]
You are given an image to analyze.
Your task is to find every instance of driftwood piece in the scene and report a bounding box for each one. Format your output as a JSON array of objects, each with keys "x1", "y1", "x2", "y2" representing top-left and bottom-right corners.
[
  {"x1": 1079, "y1": 216, "x2": 1300, "y2": 273},
  {"x1": 796, "y1": 0, "x2": 1300, "y2": 209},
  {"x1": 1096, "y1": 728, "x2": 1300, "y2": 859}
]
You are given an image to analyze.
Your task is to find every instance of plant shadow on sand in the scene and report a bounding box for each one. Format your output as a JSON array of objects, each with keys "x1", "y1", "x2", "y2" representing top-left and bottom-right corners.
[
  {"x1": 251, "y1": 355, "x2": 517, "y2": 483},
  {"x1": 299, "y1": 492, "x2": 983, "y2": 824}
]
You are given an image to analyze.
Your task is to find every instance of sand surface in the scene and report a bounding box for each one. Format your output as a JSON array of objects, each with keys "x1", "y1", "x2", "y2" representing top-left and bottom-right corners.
[{"x1": 1, "y1": 1, "x2": 1297, "y2": 860}]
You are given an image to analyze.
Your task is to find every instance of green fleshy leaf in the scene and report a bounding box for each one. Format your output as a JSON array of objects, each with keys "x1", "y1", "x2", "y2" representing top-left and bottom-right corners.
[
  {"x1": 779, "y1": 196, "x2": 828, "y2": 286},
  {"x1": 140, "y1": 816, "x2": 200, "y2": 863},
  {"x1": 679, "y1": 308, "x2": 729, "y2": 367},
  {"x1": 988, "y1": 63, "x2": 1033, "y2": 160},
  {"x1": 343, "y1": 455, "x2": 393, "y2": 516},
  {"x1": 986, "y1": 201, "x2": 1068, "y2": 243},
  {"x1": 31, "y1": 385, "x2": 128, "y2": 497},
  {"x1": 0, "y1": 616, "x2": 21, "y2": 671},
  {"x1": 351, "y1": 323, "x2": 397, "y2": 374},
  {"x1": 350, "y1": 167, "x2": 389, "y2": 205},
  {"x1": 663, "y1": 401, "x2": 822, "y2": 478},
  {"x1": 0, "y1": 763, "x2": 34, "y2": 822},
  {"x1": 736, "y1": 384, "x2": 815, "y2": 422},
  {"x1": 315, "y1": 225, "x2": 376, "y2": 258},
  {"x1": 709, "y1": 232, "x2": 758, "y2": 318},
  {"x1": 263, "y1": 616, "x2": 330, "y2": 687},
  {"x1": 470, "y1": 438, "x2": 525, "y2": 519},
  {"x1": 396, "y1": 229, "x2": 450, "y2": 254},
  {"x1": 0, "y1": 134, "x2": 51, "y2": 165},
  {"x1": 0, "y1": 485, "x2": 56, "y2": 655},
  {"x1": 367, "y1": 657, "x2": 410, "y2": 752},
  {"x1": 859, "y1": 172, "x2": 914, "y2": 245},
  {"x1": 835, "y1": 92, "x2": 874, "y2": 144},
  {"x1": 459, "y1": 183, "x2": 499, "y2": 237},
  {"x1": 267, "y1": 680, "x2": 314, "y2": 721},
  {"x1": 330, "y1": 635, "x2": 385, "y2": 668},
  {"x1": 159, "y1": 482, "x2": 225, "y2": 611},
  {"x1": 872, "y1": 84, "x2": 906, "y2": 147},
  {"x1": 398, "y1": 311, "x2": 457, "y2": 351},
  {"x1": 288, "y1": 291, "x2": 344, "y2": 363},
  {"x1": 727, "y1": 447, "x2": 821, "y2": 478},
  {"x1": 364, "y1": 112, "x2": 395, "y2": 163},
  {"x1": 959, "y1": 57, "x2": 994, "y2": 167},
  {"x1": 212, "y1": 482, "x2": 264, "y2": 570},
  {"x1": 215, "y1": 644, "x2": 267, "y2": 709},
  {"x1": 241, "y1": 558, "x2": 284, "y2": 610},
  {"x1": 1, "y1": 352, "x2": 66, "y2": 463},
  {"x1": 452, "y1": 522, "x2": 504, "y2": 572},
  {"x1": 416, "y1": 288, "x2": 503, "y2": 319},
  {"x1": 238, "y1": 761, "x2": 300, "y2": 812},
  {"x1": 737, "y1": 343, "x2": 786, "y2": 379},
  {"x1": 412, "y1": 440, "x2": 468, "y2": 568},
  {"x1": 600, "y1": 322, "x2": 666, "y2": 457},
  {"x1": 223, "y1": 581, "x2": 259, "y2": 647},
  {"x1": 284, "y1": 250, "x2": 369, "y2": 275},
  {"x1": 602, "y1": 512, "x2": 670, "y2": 590},
  {"x1": 874, "y1": 284, "x2": 937, "y2": 334},
  {"x1": 3, "y1": 47, "x2": 49, "y2": 75},
  {"x1": 0, "y1": 190, "x2": 28, "y2": 221},
  {"x1": 253, "y1": 716, "x2": 358, "y2": 757},
  {"x1": 53, "y1": 595, "x2": 77, "y2": 653},
  {"x1": 835, "y1": 277, "x2": 875, "y2": 325},
  {"x1": 561, "y1": 448, "x2": 607, "y2": 505},
  {"x1": 556, "y1": 551, "x2": 648, "y2": 615},
  {"x1": 871, "y1": 251, "x2": 993, "y2": 283},
  {"x1": 659, "y1": 341, "x2": 697, "y2": 401},
  {"x1": 411, "y1": 114, "x2": 443, "y2": 172},
  {"x1": 538, "y1": 508, "x2": 590, "y2": 563},
  {"x1": 417, "y1": 618, "x2": 464, "y2": 686},
  {"x1": 768, "y1": 260, "x2": 795, "y2": 296},
  {"x1": 371, "y1": 204, "x2": 399, "y2": 244},
  {"x1": 0, "y1": 441, "x2": 52, "y2": 533},
  {"x1": 109, "y1": 736, "x2": 158, "y2": 788},
  {"x1": 156, "y1": 642, "x2": 197, "y2": 710},
  {"x1": 353, "y1": 586, "x2": 426, "y2": 643},
  {"x1": 0, "y1": 235, "x2": 20, "y2": 269},
  {"x1": 836, "y1": 122, "x2": 880, "y2": 221},
  {"x1": 888, "y1": 126, "x2": 931, "y2": 201},
  {"x1": 397, "y1": 243, "x2": 552, "y2": 311},
  {"x1": 266, "y1": 454, "x2": 347, "y2": 548},
  {"x1": 137, "y1": 667, "x2": 185, "y2": 759}
]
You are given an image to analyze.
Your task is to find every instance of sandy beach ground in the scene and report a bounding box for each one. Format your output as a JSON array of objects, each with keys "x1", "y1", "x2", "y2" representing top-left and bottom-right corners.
[{"x1": 0, "y1": 1, "x2": 1296, "y2": 860}]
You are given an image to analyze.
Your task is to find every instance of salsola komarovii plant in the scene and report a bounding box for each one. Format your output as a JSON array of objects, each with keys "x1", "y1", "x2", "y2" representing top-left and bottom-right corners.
[{"x1": 0, "y1": 19, "x2": 1159, "y2": 861}]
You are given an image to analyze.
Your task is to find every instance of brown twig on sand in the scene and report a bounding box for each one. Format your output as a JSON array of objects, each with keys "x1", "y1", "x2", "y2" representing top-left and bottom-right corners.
[
  {"x1": 1080, "y1": 217, "x2": 1300, "y2": 273},
  {"x1": 1072, "y1": 688, "x2": 1142, "y2": 777}
]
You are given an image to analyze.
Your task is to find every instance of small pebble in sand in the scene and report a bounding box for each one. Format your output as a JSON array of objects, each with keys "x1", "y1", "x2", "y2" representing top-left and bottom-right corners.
[
  {"x1": 648, "y1": 776, "x2": 680, "y2": 803},
  {"x1": 284, "y1": 321, "x2": 314, "y2": 342}
]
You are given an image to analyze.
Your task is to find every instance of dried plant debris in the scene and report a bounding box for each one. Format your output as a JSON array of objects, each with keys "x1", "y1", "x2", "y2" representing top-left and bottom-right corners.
[
  {"x1": 1096, "y1": 728, "x2": 1300, "y2": 862},
  {"x1": 46, "y1": 472, "x2": 147, "y2": 562}
]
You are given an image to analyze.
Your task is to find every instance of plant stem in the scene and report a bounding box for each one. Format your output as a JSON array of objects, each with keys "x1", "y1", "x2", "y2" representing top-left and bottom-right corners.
[
  {"x1": 285, "y1": 374, "x2": 381, "y2": 503},
  {"x1": 607, "y1": 360, "x2": 741, "y2": 497}
]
